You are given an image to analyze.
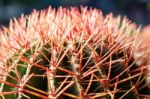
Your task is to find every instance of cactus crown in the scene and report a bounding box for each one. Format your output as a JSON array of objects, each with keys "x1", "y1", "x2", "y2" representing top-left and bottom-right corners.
[{"x1": 0, "y1": 6, "x2": 149, "y2": 99}]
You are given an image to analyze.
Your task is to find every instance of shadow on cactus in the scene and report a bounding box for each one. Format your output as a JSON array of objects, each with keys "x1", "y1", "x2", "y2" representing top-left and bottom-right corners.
[{"x1": 0, "y1": 6, "x2": 150, "y2": 99}]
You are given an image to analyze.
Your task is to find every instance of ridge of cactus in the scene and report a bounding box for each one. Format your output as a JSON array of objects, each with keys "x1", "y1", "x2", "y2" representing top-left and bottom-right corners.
[{"x1": 0, "y1": 6, "x2": 150, "y2": 99}]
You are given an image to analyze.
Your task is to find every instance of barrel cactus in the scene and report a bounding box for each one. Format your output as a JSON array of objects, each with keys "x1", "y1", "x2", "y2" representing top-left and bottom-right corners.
[{"x1": 0, "y1": 6, "x2": 149, "y2": 99}]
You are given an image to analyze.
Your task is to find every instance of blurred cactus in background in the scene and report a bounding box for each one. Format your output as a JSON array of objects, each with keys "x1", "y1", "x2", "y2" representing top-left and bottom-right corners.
[
  {"x1": 0, "y1": 6, "x2": 150, "y2": 99},
  {"x1": 140, "y1": 25, "x2": 150, "y2": 75}
]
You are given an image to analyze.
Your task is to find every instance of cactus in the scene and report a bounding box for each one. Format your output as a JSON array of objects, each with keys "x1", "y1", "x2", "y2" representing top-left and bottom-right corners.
[{"x1": 0, "y1": 6, "x2": 150, "y2": 99}]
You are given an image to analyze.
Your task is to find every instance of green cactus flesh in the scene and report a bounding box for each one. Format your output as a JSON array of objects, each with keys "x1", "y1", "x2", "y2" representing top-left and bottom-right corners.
[{"x1": 0, "y1": 7, "x2": 149, "y2": 99}]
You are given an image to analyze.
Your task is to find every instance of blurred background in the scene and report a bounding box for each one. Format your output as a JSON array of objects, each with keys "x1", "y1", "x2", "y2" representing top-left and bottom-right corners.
[{"x1": 0, "y1": 0, "x2": 150, "y2": 27}]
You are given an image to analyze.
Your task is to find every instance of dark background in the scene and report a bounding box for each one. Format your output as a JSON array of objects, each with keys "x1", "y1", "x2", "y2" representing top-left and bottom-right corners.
[{"x1": 0, "y1": 0, "x2": 150, "y2": 27}]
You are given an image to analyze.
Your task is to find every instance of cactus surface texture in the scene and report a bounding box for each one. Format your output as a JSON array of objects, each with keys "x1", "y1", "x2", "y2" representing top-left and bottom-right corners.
[{"x1": 0, "y1": 6, "x2": 150, "y2": 99}]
